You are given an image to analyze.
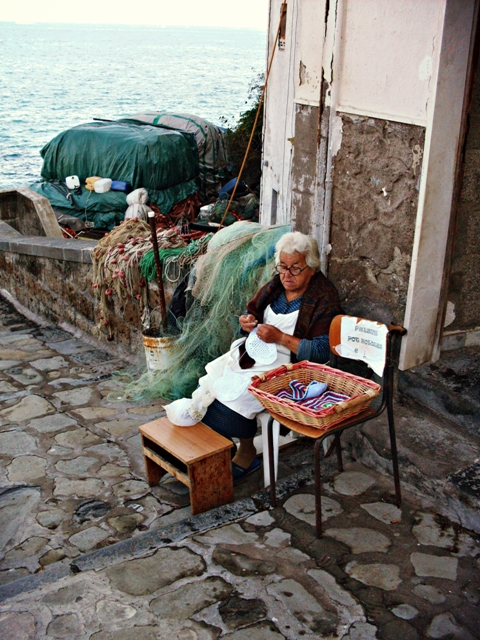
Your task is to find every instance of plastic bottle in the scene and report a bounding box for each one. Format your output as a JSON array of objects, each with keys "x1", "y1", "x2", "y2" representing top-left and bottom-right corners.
[{"x1": 94, "y1": 178, "x2": 112, "y2": 194}]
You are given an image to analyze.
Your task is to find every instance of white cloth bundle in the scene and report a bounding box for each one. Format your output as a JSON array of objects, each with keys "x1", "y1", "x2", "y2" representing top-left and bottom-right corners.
[
  {"x1": 124, "y1": 188, "x2": 153, "y2": 221},
  {"x1": 164, "y1": 375, "x2": 216, "y2": 427}
]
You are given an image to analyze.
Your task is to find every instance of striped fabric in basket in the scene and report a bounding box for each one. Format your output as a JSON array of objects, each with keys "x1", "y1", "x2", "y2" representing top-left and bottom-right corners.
[
  {"x1": 275, "y1": 380, "x2": 350, "y2": 411},
  {"x1": 248, "y1": 361, "x2": 381, "y2": 430}
]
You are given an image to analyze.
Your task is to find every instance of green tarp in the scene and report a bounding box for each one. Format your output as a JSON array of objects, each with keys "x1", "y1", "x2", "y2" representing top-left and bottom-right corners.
[
  {"x1": 40, "y1": 121, "x2": 199, "y2": 191},
  {"x1": 29, "y1": 121, "x2": 201, "y2": 229},
  {"x1": 119, "y1": 112, "x2": 228, "y2": 185},
  {"x1": 28, "y1": 178, "x2": 199, "y2": 231}
]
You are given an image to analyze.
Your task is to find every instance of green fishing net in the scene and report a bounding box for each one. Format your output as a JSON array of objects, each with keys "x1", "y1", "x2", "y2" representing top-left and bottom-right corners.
[
  {"x1": 139, "y1": 235, "x2": 213, "y2": 284},
  {"x1": 122, "y1": 221, "x2": 291, "y2": 401}
]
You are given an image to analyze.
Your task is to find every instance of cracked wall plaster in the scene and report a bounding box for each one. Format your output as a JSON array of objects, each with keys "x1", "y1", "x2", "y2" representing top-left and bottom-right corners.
[{"x1": 328, "y1": 114, "x2": 426, "y2": 323}]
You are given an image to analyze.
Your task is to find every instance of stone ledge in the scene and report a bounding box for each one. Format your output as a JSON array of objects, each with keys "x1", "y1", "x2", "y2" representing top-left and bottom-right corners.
[
  {"x1": 0, "y1": 221, "x2": 22, "y2": 237},
  {"x1": 0, "y1": 187, "x2": 64, "y2": 238},
  {"x1": 0, "y1": 235, "x2": 95, "y2": 263}
]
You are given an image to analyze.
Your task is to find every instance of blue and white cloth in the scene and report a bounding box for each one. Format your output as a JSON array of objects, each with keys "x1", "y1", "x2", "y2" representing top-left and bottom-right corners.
[
  {"x1": 275, "y1": 379, "x2": 350, "y2": 411},
  {"x1": 275, "y1": 379, "x2": 327, "y2": 401}
]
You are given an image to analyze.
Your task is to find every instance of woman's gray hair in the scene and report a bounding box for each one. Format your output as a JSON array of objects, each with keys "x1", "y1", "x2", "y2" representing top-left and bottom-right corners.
[{"x1": 274, "y1": 232, "x2": 321, "y2": 271}]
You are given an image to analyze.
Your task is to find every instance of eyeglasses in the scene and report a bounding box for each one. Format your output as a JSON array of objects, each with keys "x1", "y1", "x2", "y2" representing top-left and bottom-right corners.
[{"x1": 275, "y1": 264, "x2": 308, "y2": 276}]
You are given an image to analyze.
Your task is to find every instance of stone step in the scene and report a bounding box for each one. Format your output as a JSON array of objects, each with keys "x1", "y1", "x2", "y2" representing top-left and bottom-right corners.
[
  {"x1": 398, "y1": 346, "x2": 480, "y2": 439},
  {"x1": 342, "y1": 397, "x2": 480, "y2": 534}
]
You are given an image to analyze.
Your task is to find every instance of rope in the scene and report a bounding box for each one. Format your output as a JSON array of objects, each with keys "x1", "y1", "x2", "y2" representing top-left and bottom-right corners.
[{"x1": 218, "y1": 2, "x2": 287, "y2": 229}]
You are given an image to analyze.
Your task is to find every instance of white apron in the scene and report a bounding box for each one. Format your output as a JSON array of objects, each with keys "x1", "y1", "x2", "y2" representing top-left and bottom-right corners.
[{"x1": 205, "y1": 305, "x2": 299, "y2": 419}]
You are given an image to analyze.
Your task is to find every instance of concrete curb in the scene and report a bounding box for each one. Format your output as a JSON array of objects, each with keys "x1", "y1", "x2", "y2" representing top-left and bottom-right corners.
[
  {"x1": 0, "y1": 564, "x2": 71, "y2": 604},
  {"x1": 72, "y1": 497, "x2": 257, "y2": 573},
  {"x1": 0, "y1": 465, "x2": 318, "y2": 604}
]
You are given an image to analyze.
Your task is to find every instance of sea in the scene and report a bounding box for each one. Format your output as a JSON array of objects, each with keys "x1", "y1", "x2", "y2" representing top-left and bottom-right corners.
[{"x1": 0, "y1": 23, "x2": 267, "y2": 189}]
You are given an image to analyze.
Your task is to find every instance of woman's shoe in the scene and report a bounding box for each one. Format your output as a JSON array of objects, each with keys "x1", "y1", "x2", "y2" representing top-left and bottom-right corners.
[{"x1": 232, "y1": 457, "x2": 261, "y2": 484}]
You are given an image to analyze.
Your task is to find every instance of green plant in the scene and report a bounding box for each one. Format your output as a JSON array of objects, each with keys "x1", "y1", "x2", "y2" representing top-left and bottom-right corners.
[{"x1": 222, "y1": 74, "x2": 265, "y2": 193}]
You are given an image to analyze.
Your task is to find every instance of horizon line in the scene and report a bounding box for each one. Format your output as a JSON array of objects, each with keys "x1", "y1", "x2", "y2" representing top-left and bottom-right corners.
[{"x1": 0, "y1": 21, "x2": 267, "y2": 31}]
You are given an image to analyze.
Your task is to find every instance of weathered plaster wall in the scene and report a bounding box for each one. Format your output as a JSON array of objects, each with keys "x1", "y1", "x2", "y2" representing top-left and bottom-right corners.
[
  {"x1": 400, "y1": 0, "x2": 477, "y2": 367},
  {"x1": 290, "y1": 103, "x2": 320, "y2": 234},
  {"x1": 446, "y1": 47, "x2": 480, "y2": 332},
  {"x1": 294, "y1": 0, "x2": 325, "y2": 105},
  {"x1": 261, "y1": 0, "x2": 297, "y2": 225},
  {"x1": 328, "y1": 115, "x2": 425, "y2": 324},
  {"x1": 337, "y1": 0, "x2": 444, "y2": 126},
  {"x1": 261, "y1": 0, "x2": 328, "y2": 226}
]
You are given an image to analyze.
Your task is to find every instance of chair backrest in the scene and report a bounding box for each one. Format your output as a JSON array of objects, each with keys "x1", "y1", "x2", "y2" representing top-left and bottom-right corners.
[{"x1": 329, "y1": 315, "x2": 389, "y2": 377}]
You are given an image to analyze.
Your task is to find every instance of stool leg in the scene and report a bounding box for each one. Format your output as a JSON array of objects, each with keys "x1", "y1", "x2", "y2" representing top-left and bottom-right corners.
[
  {"x1": 335, "y1": 433, "x2": 343, "y2": 472},
  {"x1": 267, "y1": 417, "x2": 277, "y2": 507},
  {"x1": 144, "y1": 454, "x2": 166, "y2": 486},
  {"x1": 314, "y1": 438, "x2": 323, "y2": 538},
  {"x1": 259, "y1": 411, "x2": 271, "y2": 487}
]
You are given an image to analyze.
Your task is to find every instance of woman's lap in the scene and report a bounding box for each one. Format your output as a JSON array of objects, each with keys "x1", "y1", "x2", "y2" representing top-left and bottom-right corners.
[{"x1": 202, "y1": 399, "x2": 258, "y2": 439}]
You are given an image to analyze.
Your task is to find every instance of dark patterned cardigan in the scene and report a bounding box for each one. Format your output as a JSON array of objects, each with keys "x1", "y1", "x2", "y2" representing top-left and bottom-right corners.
[{"x1": 239, "y1": 271, "x2": 343, "y2": 368}]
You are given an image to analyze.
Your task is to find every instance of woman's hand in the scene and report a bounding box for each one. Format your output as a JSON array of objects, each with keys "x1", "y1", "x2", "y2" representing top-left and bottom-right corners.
[
  {"x1": 239, "y1": 313, "x2": 258, "y2": 333},
  {"x1": 257, "y1": 323, "x2": 302, "y2": 354},
  {"x1": 256, "y1": 323, "x2": 283, "y2": 343}
]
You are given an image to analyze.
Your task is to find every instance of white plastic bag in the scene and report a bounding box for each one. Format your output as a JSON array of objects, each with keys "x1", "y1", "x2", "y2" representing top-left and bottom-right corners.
[{"x1": 165, "y1": 398, "x2": 198, "y2": 427}]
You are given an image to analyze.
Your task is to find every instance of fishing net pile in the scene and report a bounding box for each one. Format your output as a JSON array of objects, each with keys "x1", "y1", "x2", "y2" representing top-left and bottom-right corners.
[
  {"x1": 140, "y1": 234, "x2": 213, "y2": 285},
  {"x1": 121, "y1": 221, "x2": 291, "y2": 401},
  {"x1": 91, "y1": 220, "x2": 187, "y2": 339}
]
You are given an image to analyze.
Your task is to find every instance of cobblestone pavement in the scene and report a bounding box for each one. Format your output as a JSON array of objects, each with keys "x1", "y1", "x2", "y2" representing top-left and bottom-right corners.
[
  {"x1": 1, "y1": 296, "x2": 480, "y2": 639},
  {"x1": 0, "y1": 295, "x2": 306, "y2": 576}
]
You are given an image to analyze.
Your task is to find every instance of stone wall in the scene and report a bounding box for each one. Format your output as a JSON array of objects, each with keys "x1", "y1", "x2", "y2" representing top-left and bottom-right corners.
[
  {"x1": 328, "y1": 115, "x2": 425, "y2": 324},
  {"x1": 0, "y1": 236, "x2": 171, "y2": 357},
  {"x1": 446, "y1": 47, "x2": 480, "y2": 332},
  {"x1": 0, "y1": 187, "x2": 63, "y2": 238}
]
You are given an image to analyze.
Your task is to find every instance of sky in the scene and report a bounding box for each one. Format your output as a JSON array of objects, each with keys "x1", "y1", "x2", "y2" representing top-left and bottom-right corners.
[{"x1": 0, "y1": 0, "x2": 270, "y2": 30}]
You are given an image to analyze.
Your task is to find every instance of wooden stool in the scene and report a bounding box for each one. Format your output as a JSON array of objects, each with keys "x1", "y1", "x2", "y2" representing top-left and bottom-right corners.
[{"x1": 139, "y1": 417, "x2": 234, "y2": 515}]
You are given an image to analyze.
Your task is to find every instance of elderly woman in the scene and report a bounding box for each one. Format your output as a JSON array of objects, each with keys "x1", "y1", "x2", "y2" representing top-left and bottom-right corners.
[{"x1": 201, "y1": 231, "x2": 342, "y2": 482}]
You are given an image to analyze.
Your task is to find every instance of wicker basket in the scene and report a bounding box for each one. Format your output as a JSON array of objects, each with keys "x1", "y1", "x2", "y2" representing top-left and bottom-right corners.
[{"x1": 248, "y1": 360, "x2": 381, "y2": 431}]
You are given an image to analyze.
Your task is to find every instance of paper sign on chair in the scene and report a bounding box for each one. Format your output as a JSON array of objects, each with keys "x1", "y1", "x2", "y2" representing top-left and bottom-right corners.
[{"x1": 336, "y1": 317, "x2": 388, "y2": 376}]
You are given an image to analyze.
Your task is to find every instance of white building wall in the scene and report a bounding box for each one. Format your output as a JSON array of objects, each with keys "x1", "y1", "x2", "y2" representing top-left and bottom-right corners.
[
  {"x1": 261, "y1": 0, "x2": 475, "y2": 367},
  {"x1": 261, "y1": 0, "x2": 300, "y2": 225},
  {"x1": 336, "y1": 0, "x2": 445, "y2": 126}
]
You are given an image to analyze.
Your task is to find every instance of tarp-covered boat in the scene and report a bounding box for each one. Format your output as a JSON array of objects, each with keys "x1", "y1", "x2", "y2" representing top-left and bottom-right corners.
[
  {"x1": 29, "y1": 120, "x2": 200, "y2": 230},
  {"x1": 119, "y1": 112, "x2": 228, "y2": 191}
]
